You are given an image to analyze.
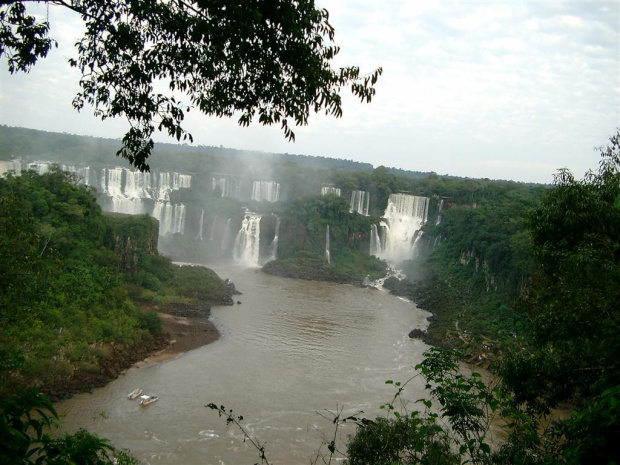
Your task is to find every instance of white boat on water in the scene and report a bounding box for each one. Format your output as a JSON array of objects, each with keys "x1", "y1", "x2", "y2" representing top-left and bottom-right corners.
[
  {"x1": 127, "y1": 388, "x2": 142, "y2": 400},
  {"x1": 139, "y1": 395, "x2": 158, "y2": 405}
]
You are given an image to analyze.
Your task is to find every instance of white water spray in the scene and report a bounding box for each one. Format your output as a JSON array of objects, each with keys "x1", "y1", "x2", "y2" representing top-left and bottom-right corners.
[
  {"x1": 233, "y1": 214, "x2": 261, "y2": 267},
  {"x1": 325, "y1": 225, "x2": 331, "y2": 264},
  {"x1": 266, "y1": 217, "x2": 281, "y2": 263},
  {"x1": 350, "y1": 190, "x2": 370, "y2": 216},
  {"x1": 370, "y1": 194, "x2": 429, "y2": 265},
  {"x1": 252, "y1": 181, "x2": 280, "y2": 202}
]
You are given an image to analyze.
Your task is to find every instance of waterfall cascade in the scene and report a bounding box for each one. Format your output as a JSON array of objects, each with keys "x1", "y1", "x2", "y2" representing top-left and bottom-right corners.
[
  {"x1": 209, "y1": 214, "x2": 218, "y2": 241},
  {"x1": 152, "y1": 202, "x2": 186, "y2": 236},
  {"x1": 233, "y1": 213, "x2": 261, "y2": 267},
  {"x1": 101, "y1": 167, "x2": 191, "y2": 202},
  {"x1": 197, "y1": 209, "x2": 205, "y2": 241},
  {"x1": 99, "y1": 167, "x2": 191, "y2": 236},
  {"x1": 325, "y1": 225, "x2": 331, "y2": 264},
  {"x1": 321, "y1": 186, "x2": 341, "y2": 197},
  {"x1": 266, "y1": 217, "x2": 281, "y2": 262},
  {"x1": 5, "y1": 161, "x2": 192, "y2": 237},
  {"x1": 0, "y1": 160, "x2": 23, "y2": 176},
  {"x1": 16, "y1": 161, "x2": 92, "y2": 185},
  {"x1": 370, "y1": 193, "x2": 429, "y2": 265},
  {"x1": 436, "y1": 198, "x2": 444, "y2": 225},
  {"x1": 252, "y1": 181, "x2": 280, "y2": 202},
  {"x1": 220, "y1": 218, "x2": 233, "y2": 251},
  {"x1": 212, "y1": 177, "x2": 241, "y2": 199},
  {"x1": 350, "y1": 190, "x2": 370, "y2": 216}
]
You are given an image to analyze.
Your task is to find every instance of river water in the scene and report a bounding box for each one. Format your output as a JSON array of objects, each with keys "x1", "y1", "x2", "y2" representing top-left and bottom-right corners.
[{"x1": 55, "y1": 266, "x2": 432, "y2": 464}]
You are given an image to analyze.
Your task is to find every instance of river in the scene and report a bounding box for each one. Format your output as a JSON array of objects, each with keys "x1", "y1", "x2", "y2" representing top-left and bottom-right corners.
[{"x1": 55, "y1": 266, "x2": 432, "y2": 464}]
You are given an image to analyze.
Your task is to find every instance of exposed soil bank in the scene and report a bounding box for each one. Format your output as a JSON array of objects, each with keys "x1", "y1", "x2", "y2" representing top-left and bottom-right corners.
[
  {"x1": 129, "y1": 311, "x2": 220, "y2": 369},
  {"x1": 44, "y1": 304, "x2": 221, "y2": 402}
]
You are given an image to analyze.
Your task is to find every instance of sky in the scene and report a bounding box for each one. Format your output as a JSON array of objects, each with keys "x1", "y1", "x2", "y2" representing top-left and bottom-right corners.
[{"x1": 0, "y1": 1, "x2": 618, "y2": 184}]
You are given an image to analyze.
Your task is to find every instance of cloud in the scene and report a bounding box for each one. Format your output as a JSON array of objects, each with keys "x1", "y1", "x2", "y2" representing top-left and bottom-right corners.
[{"x1": 0, "y1": 0, "x2": 618, "y2": 183}]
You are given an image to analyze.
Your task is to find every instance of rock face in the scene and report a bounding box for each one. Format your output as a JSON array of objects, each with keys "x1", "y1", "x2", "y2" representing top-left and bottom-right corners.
[
  {"x1": 225, "y1": 278, "x2": 242, "y2": 296},
  {"x1": 382, "y1": 276, "x2": 415, "y2": 298}
]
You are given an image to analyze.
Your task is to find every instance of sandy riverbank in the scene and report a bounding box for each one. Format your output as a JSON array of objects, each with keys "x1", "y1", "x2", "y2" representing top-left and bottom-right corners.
[{"x1": 130, "y1": 312, "x2": 220, "y2": 369}]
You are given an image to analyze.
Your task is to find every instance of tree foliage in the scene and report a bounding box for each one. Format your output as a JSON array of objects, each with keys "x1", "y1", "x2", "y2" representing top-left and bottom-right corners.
[
  {"x1": 0, "y1": 387, "x2": 138, "y2": 464},
  {"x1": 500, "y1": 132, "x2": 620, "y2": 413},
  {"x1": 1, "y1": 1, "x2": 382, "y2": 171},
  {"x1": 263, "y1": 194, "x2": 387, "y2": 282},
  {"x1": 0, "y1": 168, "x2": 233, "y2": 398}
]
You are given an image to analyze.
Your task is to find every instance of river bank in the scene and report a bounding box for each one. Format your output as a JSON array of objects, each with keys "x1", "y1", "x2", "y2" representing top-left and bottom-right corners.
[
  {"x1": 41, "y1": 297, "x2": 227, "y2": 402},
  {"x1": 129, "y1": 311, "x2": 220, "y2": 368},
  {"x1": 53, "y1": 266, "x2": 433, "y2": 465}
]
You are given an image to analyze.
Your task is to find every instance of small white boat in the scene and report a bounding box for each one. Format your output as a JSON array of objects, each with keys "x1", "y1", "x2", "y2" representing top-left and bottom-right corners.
[
  {"x1": 127, "y1": 388, "x2": 142, "y2": 400},
  {"x1": 139, "y1": 395, "x2": 158, "y2": 405}
]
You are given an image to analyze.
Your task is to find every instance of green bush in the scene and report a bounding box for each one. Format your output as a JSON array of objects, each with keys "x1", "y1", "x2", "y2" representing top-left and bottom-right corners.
[
  {"x1": 136, "y1": 310, "x2": 163, "y2": 336},
  {"x1": 346, "y1": 414, "x2": 458, "y2": 465}
]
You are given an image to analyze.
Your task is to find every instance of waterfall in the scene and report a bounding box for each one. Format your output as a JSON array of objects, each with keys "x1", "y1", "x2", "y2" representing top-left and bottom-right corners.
[
  {"x1": 252, "y1": 181, "x2": 280, "y2": 202},
  {"x1": 197, "y1": 209, "x2": 205, "y2": 241},
  {"x1": 350, "y1": 190, "x2": 370, "y2": 216},
  {"x1": 212, "y1": 177, "x2": 241, "y2": 199},
  {"x1": 6, "y1": 161, "x2": 190, "y2": 237},
  {"x1": 101, "y1": 167, "x2": 193, "y2": 201},
  {"x1": 266, "y1": 217, "x2": 281, "y2": 262},
  {"x1": 19, "y1": 161, "x2": 92, "y2": 185},
  {"x1": 110, "y1": 197, "x2": 144, "y2": 215},
  {"x1": 153, "y1": 201, "x2": 186, "y2": 236},
  {"x1": 27, "y1": 162, "x2": 50, "y2": 175},
  {"x1": 370, "y1": 224, "x2": 381, "y2": 256},
  {"x1": 321, "y1": 186, "x2": 341, "y2": 196},
  {"x1": 209, "y1": 214, "x2": 218, "y2": 241},
  {"x1": 233, "y1": 214, "x2": 261, "y2": 267},
  {"x1": 0, "y1": 160, "x2": 23, "y2": 176},
  {"x1": 411, "y1": 231, "x2": 425, "y2": 259},
  {"x1": 102, "y1": 168, "x2": 124, "y2": 197},
  {"x1": 436, "y1": 198, "x2": 444, "y2": 225},
  {"x1": 97, "y1": 167, "x2": 191, "y2": 234},
  {"x1": 74, "y1": 166, "x2": 91, "y2": 186},
  {"x1": 370, "y1": 221, "x2": 389, "y2": 256},
  {"x1": 325, "y1": 225, "x2": 331, "y2": 264},
  {"x1": 220, "y1": 218, "x2": 233, "y2": 251},
  {"x1": 371, "y1": 194, "x2": 429, "y2": 265},
  {"x1": 124, "y1": 170, "x2": 152, "y2": 199}
]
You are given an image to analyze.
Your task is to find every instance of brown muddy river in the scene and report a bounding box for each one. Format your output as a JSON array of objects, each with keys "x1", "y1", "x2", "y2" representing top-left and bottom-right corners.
[{"x1": 56, "y1": 266, "x2": 432, "y2": 464}]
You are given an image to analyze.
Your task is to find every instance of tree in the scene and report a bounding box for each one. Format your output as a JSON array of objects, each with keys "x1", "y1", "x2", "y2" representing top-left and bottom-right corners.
[
  {"x1": 0, "y1": 0, "x2": 382, "y2": 171},
  {"x1": 0, "y1": 387, "x2": 139, "y2": 464},
  {"x1": 500, "y1": 131, "x2": 620, "y2": 413}
]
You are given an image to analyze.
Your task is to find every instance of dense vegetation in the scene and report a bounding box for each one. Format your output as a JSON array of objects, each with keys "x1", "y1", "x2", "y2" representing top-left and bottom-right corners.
[
  {"x1": 0, "y1": 168, "x2": 233, "y2": 402},
  {"x1": 263, "y1": 194, "x2": 387, "y2": 282},
  {"x1": 340, "y1": 133, "x2": 620, "y2": 464},
  {"x1": 211, "y1": 133, "x2": 620, "y2": 465},
  {"x1": 382, "y1": 180, "x2": 547, "y2": 359},
  {"x1": 1, "y1": 127, "x2": 618, "y2": 464}
]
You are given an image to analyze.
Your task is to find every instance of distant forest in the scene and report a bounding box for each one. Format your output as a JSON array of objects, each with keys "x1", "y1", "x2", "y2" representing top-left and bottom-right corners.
[{"x1": 0, "y1": 125, "x2": 434, "y2": 179}]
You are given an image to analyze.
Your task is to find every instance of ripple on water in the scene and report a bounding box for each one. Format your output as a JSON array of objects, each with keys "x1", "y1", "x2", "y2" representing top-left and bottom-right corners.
[{"x1": 55, "y1": 268, "x2": 432, "y2": 465}]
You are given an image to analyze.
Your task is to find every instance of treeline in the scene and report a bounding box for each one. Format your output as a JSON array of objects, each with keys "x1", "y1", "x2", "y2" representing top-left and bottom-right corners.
[
  {"x1": 0, "y1": 169, "x2": 232, "y2": 400},
  {"x1": 261, "y1": 167, "x2": 546, "y2": 291},
  {"x1": 0, "y1": 125, "x2": 429, "y2": 180}
]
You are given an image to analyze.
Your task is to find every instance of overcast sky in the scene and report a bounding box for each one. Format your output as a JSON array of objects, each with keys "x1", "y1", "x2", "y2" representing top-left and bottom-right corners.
[{"x1": 0, "y1": 1, "x2": 618, "y2": 183}]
